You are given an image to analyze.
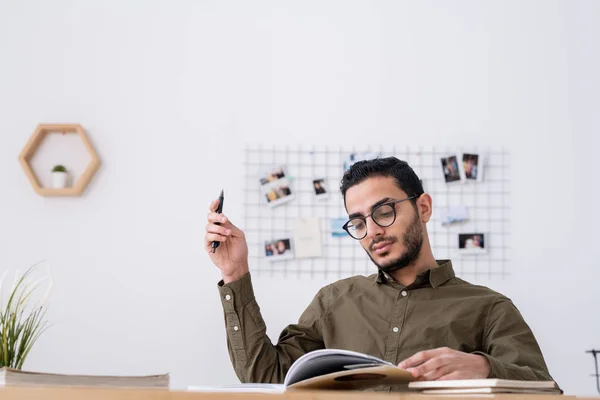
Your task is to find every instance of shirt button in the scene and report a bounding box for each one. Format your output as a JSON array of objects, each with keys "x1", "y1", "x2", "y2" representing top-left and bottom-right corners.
[
  {"x1": 233, "y1": 326, "x2": 239, "y2": 332},
  {"x1": 401, "y1": 291, "x2": 407, "y2": 297},
  {"x1": 392, "y1": 327, "x2": 399, "y2": 333},
  {"x1": 225, "y1": 294, "x2": 231, "y2": 301}
]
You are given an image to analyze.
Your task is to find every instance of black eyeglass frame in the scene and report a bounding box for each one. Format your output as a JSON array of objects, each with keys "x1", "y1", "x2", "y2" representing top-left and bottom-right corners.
[{"x1": 342, "y1": 195, "x2": 419, "y2": 240}]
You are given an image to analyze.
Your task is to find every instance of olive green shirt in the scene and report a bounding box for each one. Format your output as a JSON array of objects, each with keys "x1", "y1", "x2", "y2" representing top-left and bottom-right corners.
[{"x1": 218, "y1": 260, "x2": 553, "y2": 385}]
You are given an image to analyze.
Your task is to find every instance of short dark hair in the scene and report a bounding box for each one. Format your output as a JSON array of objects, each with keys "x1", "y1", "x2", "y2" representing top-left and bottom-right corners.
[{"x1": 340, "y1": 157, "x2": 424, "y2": 205}]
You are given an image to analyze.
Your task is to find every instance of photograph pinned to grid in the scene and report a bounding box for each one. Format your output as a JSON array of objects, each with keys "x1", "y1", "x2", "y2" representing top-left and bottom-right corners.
[
  {"x1": 458, "y1": 233, "x2": 487, "y2": 255},
  {"x1": 312, "y1": 178, "x2": 329, "y2": 200},
  {"x1": 462, "y1": 153, "x2": 484, "y2": 183},
  {"x1": 259, "y1": 164, "x2": 295, "y2": 208},
  {"x1": 440, "y1": 154, "x2": 465, "y2": 185},
  {"x1": 264, "y1": 237, "x2": 294, "y2": 261},
  {"x1": 439, "y1": 205, "x2": 470, "y2": 227},
  {"x1": 330, "y1": 217, "x2": 348, "y2": 238}
]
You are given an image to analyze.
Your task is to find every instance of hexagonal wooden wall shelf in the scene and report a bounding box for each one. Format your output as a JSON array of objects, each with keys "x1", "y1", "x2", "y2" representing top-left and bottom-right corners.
[{"x1": 19, "y1": 124, "x2": 101, "y2": 197}]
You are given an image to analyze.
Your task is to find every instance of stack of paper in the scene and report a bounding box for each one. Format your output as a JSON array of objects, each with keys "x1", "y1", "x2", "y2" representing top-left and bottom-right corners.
[
  {"x1": 408, "y1": 378, "x2": 561, "y2": 395},
  {"x1": 0, "y1": 368, "x2": 169, "y2": 389}
]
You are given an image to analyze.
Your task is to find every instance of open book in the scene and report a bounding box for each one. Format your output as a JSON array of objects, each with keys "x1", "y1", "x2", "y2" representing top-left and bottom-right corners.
[
  {"x1": 408, "y1": 378, "x2": 562, "y2": 395},
  {"x1": 0, "y1": 368, "x2": 169, "y2": 389},
  {"x1": 189, "y1": 349, "x2": 413, "y2": 393}
]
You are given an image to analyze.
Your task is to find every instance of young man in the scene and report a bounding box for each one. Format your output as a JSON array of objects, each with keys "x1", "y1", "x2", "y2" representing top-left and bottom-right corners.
[{"x1": 204, "y1": 157, "x2": 553, "y2": 386}]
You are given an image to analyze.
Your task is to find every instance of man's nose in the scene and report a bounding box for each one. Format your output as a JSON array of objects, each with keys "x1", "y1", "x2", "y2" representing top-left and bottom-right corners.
[{"x1": 365, "y1": 217, "x2": 384, "y2": 239}]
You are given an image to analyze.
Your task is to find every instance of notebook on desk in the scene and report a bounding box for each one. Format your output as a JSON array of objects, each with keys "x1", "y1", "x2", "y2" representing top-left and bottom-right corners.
[
  {"x1": 408, "y1": 378, "x2": 562, "y2": 395},
  {"x1": 0, "y1": 368, "x2": 169, "y2": 389}
]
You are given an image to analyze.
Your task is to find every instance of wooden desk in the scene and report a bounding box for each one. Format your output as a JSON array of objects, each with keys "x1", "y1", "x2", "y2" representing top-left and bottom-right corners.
[{"x1": 0, "y1": 387, "x2": 581, "y2": 400}]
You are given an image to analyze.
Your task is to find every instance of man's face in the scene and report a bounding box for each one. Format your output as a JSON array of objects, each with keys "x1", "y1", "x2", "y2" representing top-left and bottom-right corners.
[{"x1": 344, "y1": 176, "x2": 424, "y2": 273}]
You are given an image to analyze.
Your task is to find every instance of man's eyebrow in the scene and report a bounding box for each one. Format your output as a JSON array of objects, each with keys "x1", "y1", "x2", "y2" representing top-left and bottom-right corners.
[{"x1": 348, "y1": 197, "x2": 392, "y2": 219}]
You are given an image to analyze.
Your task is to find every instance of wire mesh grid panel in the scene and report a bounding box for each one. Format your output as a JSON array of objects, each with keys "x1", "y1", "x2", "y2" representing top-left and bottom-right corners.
[{"x1": 243, "y1": 144, "x2": 510, "y2": 279}]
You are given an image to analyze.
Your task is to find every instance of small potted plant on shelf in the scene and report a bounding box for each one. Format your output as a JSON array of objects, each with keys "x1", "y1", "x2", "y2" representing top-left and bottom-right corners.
[{"x1": 51, "y1": 165, "x2": 68, "y2": 189}]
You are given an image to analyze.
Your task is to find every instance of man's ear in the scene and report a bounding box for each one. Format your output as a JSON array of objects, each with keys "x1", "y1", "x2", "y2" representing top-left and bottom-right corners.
[{"x1": 416, "y1": 194, "x2": 433, "y2": 223}]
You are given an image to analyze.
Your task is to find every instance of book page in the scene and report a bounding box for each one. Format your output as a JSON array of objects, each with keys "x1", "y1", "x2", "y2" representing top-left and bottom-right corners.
[{"x1": 284, "y1": 349, "x2": 395, "y2": 386}]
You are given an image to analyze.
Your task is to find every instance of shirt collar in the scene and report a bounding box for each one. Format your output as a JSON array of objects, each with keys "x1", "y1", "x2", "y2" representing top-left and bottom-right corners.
[
  {"x1": 429, "y1": 260, "x2": 455, "y2": 288},
  {"x1": 374, "y1": 260, "x2": 455, "y2": 288}
]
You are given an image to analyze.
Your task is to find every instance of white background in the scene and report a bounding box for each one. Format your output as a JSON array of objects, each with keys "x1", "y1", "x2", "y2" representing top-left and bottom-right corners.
[{"x1": 0, "y1": 0, "x2": 598, "y2": 396}]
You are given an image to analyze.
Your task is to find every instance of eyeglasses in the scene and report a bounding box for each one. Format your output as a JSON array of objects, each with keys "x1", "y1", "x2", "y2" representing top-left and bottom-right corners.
[{"x1": 342, "y1": 196, "x2": 418, "y2": 240}]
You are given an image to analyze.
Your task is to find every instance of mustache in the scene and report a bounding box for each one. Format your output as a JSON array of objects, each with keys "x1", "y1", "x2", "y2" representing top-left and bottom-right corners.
[{"x1": 369, "y1": 236, "x2": 397, "y2": 252}]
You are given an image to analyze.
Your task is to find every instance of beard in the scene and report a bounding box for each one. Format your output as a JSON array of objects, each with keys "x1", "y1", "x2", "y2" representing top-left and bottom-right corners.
[{"x1": 365, "y1": 211, "x2": 424, "y2": 274}]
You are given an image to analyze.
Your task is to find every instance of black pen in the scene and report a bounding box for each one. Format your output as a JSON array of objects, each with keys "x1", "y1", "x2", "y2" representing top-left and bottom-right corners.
[{"x1": 212, "y1": 190, "x2": 224, "y2": 253}]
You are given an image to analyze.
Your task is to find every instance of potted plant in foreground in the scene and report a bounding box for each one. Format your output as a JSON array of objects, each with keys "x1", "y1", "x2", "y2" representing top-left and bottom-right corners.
[
  {"x1": 0, "y1": 263, "x2": 52, "y2": 369},
  {"x1": 51, "y1": 165, "x2": 68, "y2": 189}
]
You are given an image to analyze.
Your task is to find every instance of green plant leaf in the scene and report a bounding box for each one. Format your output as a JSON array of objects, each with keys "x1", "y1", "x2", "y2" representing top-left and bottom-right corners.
[
  {"x1": 52, "y1": 165, "x2": 67, "y2": 173},
  {"x1": 0, "y1": 264, "x2": 50, "y2": 369}
]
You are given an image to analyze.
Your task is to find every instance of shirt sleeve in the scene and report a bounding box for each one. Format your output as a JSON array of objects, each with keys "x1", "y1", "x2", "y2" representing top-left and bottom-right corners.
[
  {"x1": 218, "y1": 272, "x2": 327, "y2": 383},
  {"x1": 472, "y1": 296, "x2": 555, "y2": 382}
]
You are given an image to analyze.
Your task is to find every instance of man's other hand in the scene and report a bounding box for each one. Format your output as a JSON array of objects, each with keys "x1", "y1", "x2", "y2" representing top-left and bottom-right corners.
[{"x1": 398, "y1": 347, "x2": 491, "y2": 381}]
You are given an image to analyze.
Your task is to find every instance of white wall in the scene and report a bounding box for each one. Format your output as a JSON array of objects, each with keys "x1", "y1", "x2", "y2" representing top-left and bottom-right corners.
[{"x1": 0, "y1": 0, "x2": 599, "y2": 396}]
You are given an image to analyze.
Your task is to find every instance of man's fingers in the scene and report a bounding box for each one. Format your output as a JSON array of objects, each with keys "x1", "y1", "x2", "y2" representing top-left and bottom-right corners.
[
  {"x1": 207, "y1": 212, "x2": 228, "y2": 224},
  {"x1": 406, "y1": 355, "x2": 450, "y2": 378},
  {"x1": 400, "y1": 348, "x2": 488, "y2": 381},
  {"x1": 416, "y1": 362, "x2": 454, "y2": 381},
  {"x1": 399, "y1": 348, "x2": 447, "y2": 369},
  {"x1": 399, "y1": 352, "x2": 428, "y2": 369},
  {"x1": 206, "y1": 223, "x2": 232, "y2": 237},
  {"x1": 208, "y1": 199, "x2": 220, "y2": 212},
  {"x1": 207, "y1": 213, "x2": 244, "y2": 236},
  {"x1": 205, "y1": 233, "x2": 227, "y2": 247}
]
